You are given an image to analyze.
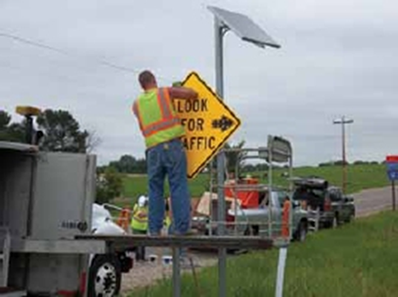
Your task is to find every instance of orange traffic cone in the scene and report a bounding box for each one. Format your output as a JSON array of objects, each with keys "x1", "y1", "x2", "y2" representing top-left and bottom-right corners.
[
  {"x1": 116, "y1": 208, "x2": 131, "y2": 232},
  {"x1": 281, "y1": 199, "x2": 290, "y2": 238}
]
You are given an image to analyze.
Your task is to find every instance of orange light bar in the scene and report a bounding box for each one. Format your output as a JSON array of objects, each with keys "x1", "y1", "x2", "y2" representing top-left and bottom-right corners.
[{"x1": 15, "y1": 106, "x2": 42, "y2": 117}]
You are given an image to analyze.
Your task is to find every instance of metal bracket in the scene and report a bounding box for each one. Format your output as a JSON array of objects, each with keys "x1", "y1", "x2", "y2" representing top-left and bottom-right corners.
[{"x1": 220, "y1": 23, "x2": 230, "y2": 36}]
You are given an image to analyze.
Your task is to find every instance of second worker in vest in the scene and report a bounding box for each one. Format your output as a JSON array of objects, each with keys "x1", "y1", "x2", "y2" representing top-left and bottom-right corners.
[
  {"x1": 131, "y1": 195, "x2": 149, "y2": 261},
  {"x1": 132, "y1": 70, "x2": 198, "y2": 237}
]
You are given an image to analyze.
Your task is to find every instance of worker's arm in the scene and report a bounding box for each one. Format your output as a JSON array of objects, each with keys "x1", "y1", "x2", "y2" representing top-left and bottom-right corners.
[{"x1": 168, "y1": 86, "x2": 198, "y2": 101}]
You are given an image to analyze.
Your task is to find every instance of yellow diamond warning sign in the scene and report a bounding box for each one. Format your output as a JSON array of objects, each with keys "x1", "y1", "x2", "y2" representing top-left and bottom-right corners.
[{"x1": 174, "y1": 71, "x2": 241, "y2": 179}]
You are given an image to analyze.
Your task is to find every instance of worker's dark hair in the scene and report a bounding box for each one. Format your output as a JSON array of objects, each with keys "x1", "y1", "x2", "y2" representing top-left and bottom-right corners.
[{"x1": 138, "y1": 70, "x2": 156, "y2": 88}]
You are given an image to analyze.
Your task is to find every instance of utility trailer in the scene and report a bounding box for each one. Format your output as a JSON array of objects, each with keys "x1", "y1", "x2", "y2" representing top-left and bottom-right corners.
[
  {"x1": 0, "y1": 141, "x2": 133, "y2": 297},
  {"x1": 192, "y1": 135, "x2": 309, "y2": 243}
]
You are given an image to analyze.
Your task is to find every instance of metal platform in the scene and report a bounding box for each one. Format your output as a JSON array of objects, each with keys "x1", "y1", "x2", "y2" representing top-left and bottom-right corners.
[
  {"x1": 11, "y1": 239, "x2": 107, "y2": 254},
  {"x1": 0, "y1": 289, "x2": 27, "y2": 297},
  {"x1": 76, "y1": 234, "x2": 289, "y2": 297},
  {"x1": 75, "y1": 234, "x2": 286, "y2": 251}
]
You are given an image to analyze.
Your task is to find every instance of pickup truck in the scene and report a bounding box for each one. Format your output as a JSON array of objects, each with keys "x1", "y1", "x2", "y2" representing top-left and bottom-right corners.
[
  {"x1": 192, "y1": 188, "x2": 309, "y2": 243},
  {"x1": 290, "y1": 177, "x2": 355, "y2": 229},
  {"x1": 226, "y1": 188, "x2": 310, "y2": 242}
]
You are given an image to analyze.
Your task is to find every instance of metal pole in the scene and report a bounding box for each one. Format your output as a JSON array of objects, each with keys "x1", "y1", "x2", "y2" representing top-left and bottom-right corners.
[
  {"x1": 334, "y1": 116, "x2": 353, "y2": 194},
  {"x1": 214, "y1": 15, "x2": 227, "y2": 297},
  {"x1": 342, "y1": 116, "x2": 347, "y2": 194},
  {"x1": 268, "y1": 136, "x2": 273, "y2": 238},
  {"x1": 288, "y1": 156, "x2": 293, "y2": 192},
  {"x1": 209, "y1": 161, "x2": 214, "y2": 236},
  {"x1": 289, "y1": 152, "x2": 293, "y2": 239},
  {"x1": 233, "y1": 154, "x2": 238, "y2": 236},
  {"x1": 172, "y1": 247, "x2": 181, "y2": 297},
  {"x1": 25, "y1": 115, "x2": 34, "y2": 144},
  {"x1": 392, "y1": 180, "x2": 396, "y2": 211}
]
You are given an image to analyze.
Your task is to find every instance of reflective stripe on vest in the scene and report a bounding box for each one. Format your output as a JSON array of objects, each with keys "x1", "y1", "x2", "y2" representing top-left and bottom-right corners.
[
  {"x1": 134, "y1": 88, "x2": 178, "y2": 135},
  {"x1": 133, "y1": 87, "x2": 185, "y2": 148}
]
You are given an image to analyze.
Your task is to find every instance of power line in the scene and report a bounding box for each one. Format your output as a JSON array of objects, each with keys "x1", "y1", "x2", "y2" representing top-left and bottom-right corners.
[
  {"x1": 0, "y1": 30, "x2": 172, "y2": 83},
  {"x1": 0, "y1": 32, "x2": 69, "y2": 55}
]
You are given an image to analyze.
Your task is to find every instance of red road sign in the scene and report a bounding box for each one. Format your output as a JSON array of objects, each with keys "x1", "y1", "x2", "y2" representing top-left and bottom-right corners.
[{"x1": 386, "y1": 155, "x2": 398, "y2": 162}]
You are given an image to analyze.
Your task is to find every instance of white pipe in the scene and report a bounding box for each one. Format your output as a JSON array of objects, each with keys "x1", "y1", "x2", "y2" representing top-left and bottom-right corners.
[{"x1": 275, "y1": 247, "x2": 288, "y2": 297}]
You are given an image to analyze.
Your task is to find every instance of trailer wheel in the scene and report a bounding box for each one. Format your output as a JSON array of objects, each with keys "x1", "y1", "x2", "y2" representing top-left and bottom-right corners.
[{"x1": 87, "y1": 254, "x2": 122, "y2": 297}]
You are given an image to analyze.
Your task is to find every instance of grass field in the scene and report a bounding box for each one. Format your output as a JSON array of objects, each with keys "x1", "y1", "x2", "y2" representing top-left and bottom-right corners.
[
  {"x1": 115, "y1": 164, "x2": 389, "y2": 207},
  {"x1": 129, "y1": 211, "x2": 398, "y2": 297}
]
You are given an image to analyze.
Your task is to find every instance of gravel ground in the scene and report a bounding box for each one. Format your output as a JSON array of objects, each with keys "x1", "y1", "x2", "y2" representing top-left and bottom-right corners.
[
  {"x1": 120, "y1": 247, "x2": 218, "y2": 295},
  {"x1": 119, "y1": 186, "x2": 395, "y2": 295}
]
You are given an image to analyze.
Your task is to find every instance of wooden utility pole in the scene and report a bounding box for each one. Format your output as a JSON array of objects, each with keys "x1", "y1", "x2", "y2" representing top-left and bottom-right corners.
[{"x1": 333, "y1": 116, "x2": 354, "y2": 194}]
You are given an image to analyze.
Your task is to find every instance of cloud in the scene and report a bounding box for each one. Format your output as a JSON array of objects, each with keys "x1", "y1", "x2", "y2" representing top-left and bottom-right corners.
[{"x1": 1, "y1": 0, "x2": 397, "y2": 167}]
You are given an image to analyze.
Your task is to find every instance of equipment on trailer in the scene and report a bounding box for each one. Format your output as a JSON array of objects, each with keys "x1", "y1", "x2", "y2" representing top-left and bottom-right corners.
[{"x1": 0, "y1": 140, "x2": 135, "y2": 296}]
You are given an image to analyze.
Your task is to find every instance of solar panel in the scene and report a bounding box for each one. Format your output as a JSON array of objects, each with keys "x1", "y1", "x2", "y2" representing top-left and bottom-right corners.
[{"x1": 208, "y1": 6, "x2": 281, "y2": 49}]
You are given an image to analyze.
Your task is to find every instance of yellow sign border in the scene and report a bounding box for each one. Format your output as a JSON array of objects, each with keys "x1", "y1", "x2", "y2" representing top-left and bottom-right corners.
[{"x1": 180, "y1": 71, "x2": 242, "y2": 179}]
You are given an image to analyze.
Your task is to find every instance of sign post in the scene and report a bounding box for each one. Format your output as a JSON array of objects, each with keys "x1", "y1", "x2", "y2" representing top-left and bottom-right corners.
[
  {"x1": 385, "y1": 155, "x2": 398, "y2": 211},
  {"x1": 392, "y1": 181, "x2": 396, "y2": 212},
  {"x1": 206, "y1": 6, "x2": 281, "y2": 297}
]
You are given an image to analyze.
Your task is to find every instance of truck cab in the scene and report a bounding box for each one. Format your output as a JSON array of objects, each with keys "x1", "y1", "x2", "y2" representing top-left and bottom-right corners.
[{"x1": 291, "y1": 177, "x2": 355, "y2": 228}]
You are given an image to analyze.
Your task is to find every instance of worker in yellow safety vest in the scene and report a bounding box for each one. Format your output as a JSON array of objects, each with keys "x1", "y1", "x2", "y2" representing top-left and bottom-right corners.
[
  {"x1": 131, "y1": 195, "x2": 148, "y2": 261},
  {"x1": 132, "y1": 70, "x2": 198, "y2": 237}
]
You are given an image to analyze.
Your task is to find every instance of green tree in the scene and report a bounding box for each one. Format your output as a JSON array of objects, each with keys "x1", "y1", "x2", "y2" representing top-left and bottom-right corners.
[
  {"x1": 36, "y1": 109, "x2": 100, "y2": 153},
  {"x1": 334, "y1": 160, "x2": 349, "y2": 166},
  {"x1": 224, "y1": 140, "x2": 247, "y2": 174},
  {"x1": 0, "y1": 111, "x2": 11, "y2": 140},
  {"x1": 110, "y1": 155, "x2": 136, "y2": 173},
  {"x1": 108, "y1": 154, "x2": 147, "y2": 174},
  {"x1": 0, "y1": 110, "x2": 26, "y2": 142},
  {"x1": 0, "y1": 111, "x2": 11, "y2": 130},
  {"x1": 95, "y1": 166, "x2": 123, "y2": 204}
]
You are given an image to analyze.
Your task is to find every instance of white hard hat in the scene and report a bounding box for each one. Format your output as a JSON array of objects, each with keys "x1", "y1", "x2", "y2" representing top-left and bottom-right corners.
[{"x1": 138, "y1": 195, "x2": 147, "y2": 207}]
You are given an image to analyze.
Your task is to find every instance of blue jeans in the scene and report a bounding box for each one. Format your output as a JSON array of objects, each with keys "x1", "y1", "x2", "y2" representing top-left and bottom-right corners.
[{"x1": 146, "y1": 138, "x2": 191, "y2": 235}]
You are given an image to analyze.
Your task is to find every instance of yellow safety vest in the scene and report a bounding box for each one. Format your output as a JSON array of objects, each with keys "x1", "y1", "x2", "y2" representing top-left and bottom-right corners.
[
  {"x1": 132, "y1": 87, "x2": 185, "y2": 149},
  {"x1": 164, "y1": 215, "x2": 171, "y2": 228},
  {"x1": 131, "y1": 204, "x2": 148, "y2": 231}
]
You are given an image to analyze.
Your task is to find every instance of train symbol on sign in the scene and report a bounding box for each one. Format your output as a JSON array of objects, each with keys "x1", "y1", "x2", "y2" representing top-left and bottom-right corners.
[{"x1": 212, "y1": 115, "x2": 234, "y2": 132}]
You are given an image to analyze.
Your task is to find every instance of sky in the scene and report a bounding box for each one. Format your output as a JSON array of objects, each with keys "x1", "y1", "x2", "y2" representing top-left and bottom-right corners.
[{"x1": 1, "y1": 0, "x2": 397, "y2": 167}]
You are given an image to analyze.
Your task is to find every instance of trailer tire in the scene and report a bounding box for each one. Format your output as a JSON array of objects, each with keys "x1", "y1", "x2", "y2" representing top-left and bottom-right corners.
[{"x1": 87, "y1": 254, "x2": 122, "y2": 297}]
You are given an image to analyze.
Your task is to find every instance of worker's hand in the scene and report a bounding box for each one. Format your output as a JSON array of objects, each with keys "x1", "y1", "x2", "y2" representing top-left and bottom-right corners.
[
  {"x1": 138, "y1": 212, "x2": 147, "y2": 218},
  {"x1": 169, "y1": 86, "x2": 198, "y2": 101},
  {"x1": 172, "y1": 81, "x2": 183, "y2": 87}
]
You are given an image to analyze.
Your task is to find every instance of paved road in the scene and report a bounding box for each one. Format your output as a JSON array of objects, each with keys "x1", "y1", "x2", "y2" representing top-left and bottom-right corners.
[
  {"x1": 119, "y1": 186, "x2": 396, "y2": 294},
  {"x1": 353, "y1": 186, "x2": 394, "y2": 218}
]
